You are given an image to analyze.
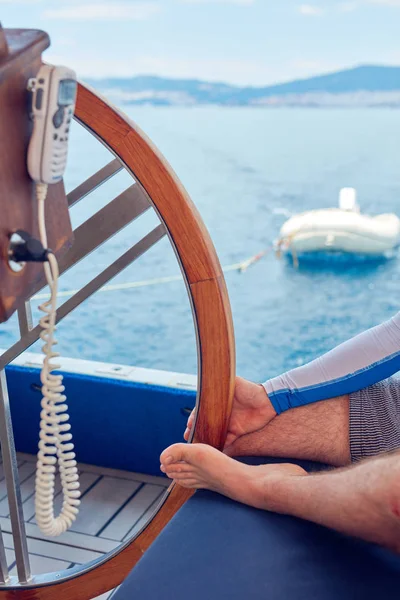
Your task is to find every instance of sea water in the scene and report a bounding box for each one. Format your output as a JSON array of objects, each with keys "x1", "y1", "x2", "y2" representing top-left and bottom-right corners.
[{"x1": 1, "y1": 107, "x2": 400, "y2": 383}]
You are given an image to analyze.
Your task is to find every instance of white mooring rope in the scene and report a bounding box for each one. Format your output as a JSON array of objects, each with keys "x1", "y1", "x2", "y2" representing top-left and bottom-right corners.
[{"x1": 32, "y1": 248, "x2": 270, "y2": 301}]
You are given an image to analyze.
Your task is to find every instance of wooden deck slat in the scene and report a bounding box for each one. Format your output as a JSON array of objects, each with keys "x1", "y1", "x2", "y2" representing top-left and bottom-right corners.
[
  {"x1": 0, "y1": 454, "x2": 168, "y2": 580},
  {"x1": 123, "y1": 489, "x2": 166, "y2": 541},
  {"x1": 74, "y1": 462, "x2": 168, "y2": 487},
  {"x1": 0, "y1": 456, "x2": 24, "y2": 481},
  {"x1": 100, "y1": 484, "x2": 165, "y2": 542},
  {"x1": 70, "y1": 477, "x2": 142, "y2": 536},
  {"x1": 0, "y1": 473, "x2": 35, "y2": 516},
  {"x1": 9, "y1": 553, "x2": 71, "y2": 576},
  {"x1": 5, "y1": 547, "x2": 14, "y2": 568},
  {"x1": 0, "y1": 461, "x2": 36, "y2": 500},
  {"x1": 3, "y1": 532, "x2": 102, "y2": 565},
  {"x1": 0, "y1": 517, "x2": 118, "y2": 554}
]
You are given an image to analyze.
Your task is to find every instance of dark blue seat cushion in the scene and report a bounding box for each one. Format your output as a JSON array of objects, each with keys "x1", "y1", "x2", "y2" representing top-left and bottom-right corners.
[{"x1": 113, "y1": 458, "x2": 400, "y2": 599}]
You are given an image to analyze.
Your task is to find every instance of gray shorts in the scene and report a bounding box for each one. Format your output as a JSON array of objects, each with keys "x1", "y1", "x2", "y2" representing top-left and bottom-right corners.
[{"x1": 350, "y1": 377, "x2": 400, "y2": 462}]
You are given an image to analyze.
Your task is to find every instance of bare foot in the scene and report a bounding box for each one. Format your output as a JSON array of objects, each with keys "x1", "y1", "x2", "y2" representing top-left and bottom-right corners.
[
  {"x1": 160, "y1": 443, "x2": 306, "y2": 511},
  {"x1": 184, "y1": 376, "x2": 277, "y2": 450}
]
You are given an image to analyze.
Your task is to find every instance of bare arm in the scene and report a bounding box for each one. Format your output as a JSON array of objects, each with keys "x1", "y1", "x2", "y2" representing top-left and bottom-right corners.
[{"x1": 266, "y1": 451, "x2": 400, "y2": 552}]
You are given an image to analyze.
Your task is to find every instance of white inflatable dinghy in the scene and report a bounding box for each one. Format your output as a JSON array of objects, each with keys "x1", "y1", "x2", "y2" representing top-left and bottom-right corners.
[{"x1": 277, "y1": 188, "x2": 400, "y2": 258}]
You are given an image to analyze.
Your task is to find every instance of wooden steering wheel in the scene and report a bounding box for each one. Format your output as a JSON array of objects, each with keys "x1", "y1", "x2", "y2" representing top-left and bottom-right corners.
[{"x1": 0, "y1": 82, "x2": 235, "y2": 599}]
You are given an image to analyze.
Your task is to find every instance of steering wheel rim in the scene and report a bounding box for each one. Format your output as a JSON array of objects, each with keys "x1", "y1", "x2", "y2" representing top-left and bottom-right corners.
[{"x1": 0, "y1": 82, "x2": 235, "y2": 599}]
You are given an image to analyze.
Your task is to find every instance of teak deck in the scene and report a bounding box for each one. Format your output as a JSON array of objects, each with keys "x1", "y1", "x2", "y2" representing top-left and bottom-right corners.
[{"x1": 0, "y1": 453, "x2": 169, "y2": 598}]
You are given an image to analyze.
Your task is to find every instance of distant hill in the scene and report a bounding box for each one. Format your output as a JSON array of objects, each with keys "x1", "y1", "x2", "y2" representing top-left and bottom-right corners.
[{"x1": 87, "y1": 65, "x2": 400, "y2": 107}]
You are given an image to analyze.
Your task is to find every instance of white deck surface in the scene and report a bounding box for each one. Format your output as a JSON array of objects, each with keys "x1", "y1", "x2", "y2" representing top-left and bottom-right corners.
[{"x1": 0, "y1": 453, "x2": 169, "y2": 598}]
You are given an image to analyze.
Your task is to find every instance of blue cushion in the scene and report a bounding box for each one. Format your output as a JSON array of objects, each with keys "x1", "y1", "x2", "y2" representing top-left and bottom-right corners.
[{"x1": 113, "y1": 458, "x2": 400, "y2": 599}]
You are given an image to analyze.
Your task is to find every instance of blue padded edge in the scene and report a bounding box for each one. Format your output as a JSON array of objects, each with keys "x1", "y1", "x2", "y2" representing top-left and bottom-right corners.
[{"x1": 5, "y1": 364, "x2": 196, "y2": 476}]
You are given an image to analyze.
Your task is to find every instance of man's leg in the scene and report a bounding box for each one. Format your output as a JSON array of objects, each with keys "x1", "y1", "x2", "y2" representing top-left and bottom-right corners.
[
  {"x1": 185, "y1": 377, "x2": 351, "y2": 467},
  {"x1": 226, "y1": 394, "x2": 350, "y2": 467},
  {"x1": 226, "y1": 378, "x2": 400, "y2": 468},
  {"x1": 160, "y1": 444, "x2": 400, "y2": 553}
]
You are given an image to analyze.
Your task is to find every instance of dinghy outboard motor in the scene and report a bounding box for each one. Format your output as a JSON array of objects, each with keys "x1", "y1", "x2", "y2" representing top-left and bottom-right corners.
[{"x1": 339, "y1": 187, "x2": 360, "y2": 213}]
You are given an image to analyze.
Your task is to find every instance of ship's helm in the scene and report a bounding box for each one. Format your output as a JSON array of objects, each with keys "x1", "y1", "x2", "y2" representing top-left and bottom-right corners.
[{"x1": 0, "y1": 25, "x2": 235, "y2": 599}]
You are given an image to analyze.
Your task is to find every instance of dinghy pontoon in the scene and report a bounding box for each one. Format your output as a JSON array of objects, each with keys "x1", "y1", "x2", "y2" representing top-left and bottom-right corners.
[{"x1": 277, "y1": 187, "x2": 400, "y2": 259}]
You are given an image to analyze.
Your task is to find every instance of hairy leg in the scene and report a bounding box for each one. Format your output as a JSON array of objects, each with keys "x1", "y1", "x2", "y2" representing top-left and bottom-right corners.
[
  {"x1": 225, "y1": 394, "x2": 350, "y2": 467},
  {"x1": 160, "y1": 444, "x2": 400, "y2": 552}
]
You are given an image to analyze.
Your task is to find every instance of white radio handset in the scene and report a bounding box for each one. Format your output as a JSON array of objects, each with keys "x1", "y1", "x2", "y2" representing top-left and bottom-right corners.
[
  {"x1": 28, "y1": 64, "x2": 77, "y2": 184},
  {"x1": 27, "y1": 64, "x2": 80, "y2": 537}
]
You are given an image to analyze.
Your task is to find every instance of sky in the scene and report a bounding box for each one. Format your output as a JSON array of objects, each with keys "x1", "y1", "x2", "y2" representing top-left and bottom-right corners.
[{"x1": 1, "y1": 0, "x2": 400, "y2": 86}]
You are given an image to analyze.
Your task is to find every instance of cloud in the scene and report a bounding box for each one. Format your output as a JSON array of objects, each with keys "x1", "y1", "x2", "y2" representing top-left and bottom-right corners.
[
  {"x1": 43, "y1": 2, "x2": 160, "y2": 21},
  {"x1": 298, "y1": 4, "x2": 324, "y2": 16}
]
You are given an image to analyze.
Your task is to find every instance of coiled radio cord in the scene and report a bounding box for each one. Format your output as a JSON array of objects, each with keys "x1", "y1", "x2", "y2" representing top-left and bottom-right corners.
[{"x1": 34, "y1": 183, "x2": 81, "y2": 537}]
